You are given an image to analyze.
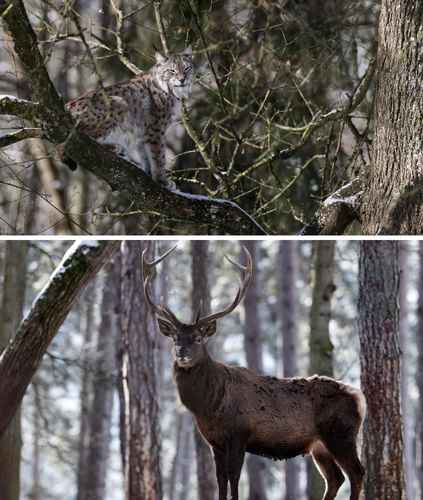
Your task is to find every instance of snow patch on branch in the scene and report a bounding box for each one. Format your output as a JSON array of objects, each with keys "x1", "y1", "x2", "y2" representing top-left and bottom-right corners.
[
  {"x1": 324, "y1": 192, "x2": 363, "y2": 208},
  {"x1": 30, "y1": 240, "x2": 100, "y2": 308}
]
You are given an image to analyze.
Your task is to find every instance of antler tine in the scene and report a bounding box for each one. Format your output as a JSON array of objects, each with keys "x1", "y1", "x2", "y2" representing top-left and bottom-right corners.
[
  {"x1": 196, "y1": 245, "x2": 253, "y2": 326},
  {"x1": 142, "y1": 245, "x2": 180, "y2": 324}
]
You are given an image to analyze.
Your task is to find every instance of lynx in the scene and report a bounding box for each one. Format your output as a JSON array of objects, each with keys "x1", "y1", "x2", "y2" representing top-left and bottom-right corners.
[{"x1": 60, "y1": 48, "x2": 194, "y2": 188}]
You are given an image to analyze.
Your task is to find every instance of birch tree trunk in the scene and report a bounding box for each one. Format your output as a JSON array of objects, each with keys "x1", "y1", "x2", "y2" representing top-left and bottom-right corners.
[
  {"x1": 308, "y1": 241, "x2": 336, "y2": 500},
  {"x1": 81, "y1": 257, "x2": 120, "y2": 500},
  {"x1": 120, "y1": 241, "x2": 163, "y2": 500},
  {"x1": 358, "y1": 241, "x2": 405, "y2": 498},
  {"x1": 361, "y1": 0, "x2": 423, "y2": 234},
  {"x1": 278, "y1": 241, "x2": 301, "y2": 500},
  {"x1": 416, "y1": 241, "x2": 423, "y2": 499},
  {"x1": 0, "y1": 241, "x2": 28, "y2": 500},
  {"x1": 191, "y1": 240, "x2": 217, "y2": 500},
  {"x1": 242, "y1": 241, "x2": 267, "y2": 500}
]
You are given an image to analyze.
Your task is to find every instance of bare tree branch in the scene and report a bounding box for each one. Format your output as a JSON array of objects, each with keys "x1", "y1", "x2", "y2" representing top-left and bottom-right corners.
[
  {"x1": 0, "y1": 127, "x2": 42, "y2": 148},
  {"x1": 0, "y1": 240, "x2": 118, "y2": 438}
]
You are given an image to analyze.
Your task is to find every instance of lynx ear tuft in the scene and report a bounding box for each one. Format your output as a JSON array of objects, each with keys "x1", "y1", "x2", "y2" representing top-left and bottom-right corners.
[{"x1": 155, "y1": 52, "x2": 166, "y2": 64}]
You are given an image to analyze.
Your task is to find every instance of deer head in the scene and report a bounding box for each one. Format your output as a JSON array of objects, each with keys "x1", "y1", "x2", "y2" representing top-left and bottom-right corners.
[{"x1": 142, "y1": 245, "x2": 253, "y2": 368}]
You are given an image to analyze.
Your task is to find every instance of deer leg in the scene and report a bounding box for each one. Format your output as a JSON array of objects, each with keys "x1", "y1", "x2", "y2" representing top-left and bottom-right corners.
[
  {"x1": 311, "y1": 441, "x2": 345, "y2": 500},
  {"x1": 227, "y1": 439, "x2": 245, "y2": 500},
  {"x1": 213, "y1": 447, "x2": 229, "y2": 500},
  {"x1": 322, "y1": 439, "x2": 364, "y2": 500}
]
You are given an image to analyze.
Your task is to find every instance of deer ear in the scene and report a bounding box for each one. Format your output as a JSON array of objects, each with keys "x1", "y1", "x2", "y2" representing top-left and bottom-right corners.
[
  {"x1": 155, "y1": 52, "x2": 166, "y2": 64},
  {"x1": 156, "y1": 318, "x2": 175, "y2": 337},
  {"x1": 202, "y1": 321, "x2": 216, "y2": 337}
]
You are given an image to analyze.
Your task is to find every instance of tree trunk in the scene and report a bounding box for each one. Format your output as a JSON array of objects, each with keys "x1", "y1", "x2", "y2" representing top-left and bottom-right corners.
[
  {"x1": 361, "y1": 0, "x2": 423, "y2": 234},
  {"x1": 278, "y1": 241, "x2": 301, "y2": 500},
  {"x1": 242, "y1": 241, "x2": 267, "y2": 500},
  {"x1": 416, "y1": 241, "x2": 423, "y2": 499},
  {"x1": 308, "y1": 241, "x2": 336, "y2": 500},
  {"x1": 120, "y1": 241, "x2": 163, "y2": 500},
  {"x1": 399, "y1": 242, "x2": 415, "y2": 499},
  {"x1": 358, "y1": 241, "x2": 405, "y2": 498},
  {"x1": 0, "y1": 241, "x2": 28, "y2": 500},
  {"x1": 191, "y1": 241, "x2": 218, "y2": 500},
  {"x1": 0, "y1": 240, "x2": 117, "y2": 438},
  {"x1": 76, "y1": 280, "x2": 98, "y2": 500},
  {"x1": 81, "y1": 258, "x2": 120, "y2": 500},
  {"x1": 178, "y1": 413, "x2": 194, "y2": 500}
]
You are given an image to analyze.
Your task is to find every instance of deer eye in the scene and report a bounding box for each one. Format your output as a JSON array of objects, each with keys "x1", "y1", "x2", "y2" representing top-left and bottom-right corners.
[{"x1": 195, "y1": 336, "x2": 202, "y2": 344}]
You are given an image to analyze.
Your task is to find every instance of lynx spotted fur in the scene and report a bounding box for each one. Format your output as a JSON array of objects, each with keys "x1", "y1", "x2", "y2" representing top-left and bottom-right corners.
[{"x1": 61, "y1": 48, "x2": 193, "y2": 188}]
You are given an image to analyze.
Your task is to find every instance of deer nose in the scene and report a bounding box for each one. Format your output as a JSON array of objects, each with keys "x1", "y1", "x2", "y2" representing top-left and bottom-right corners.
[{"x1": 176, "y1": 346, "x2": 188, "y2": 357}]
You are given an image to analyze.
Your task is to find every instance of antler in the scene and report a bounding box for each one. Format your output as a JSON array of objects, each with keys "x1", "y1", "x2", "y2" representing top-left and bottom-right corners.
[
  {"x1": 142, "y1": 244, "x2": 181, "y2": 325},
  {"x1": 196, "y1": 246, "x2": 253, "y2": 326},
  {"x1": 142, "y1": 244, "x2": 253, "y2": 326}
]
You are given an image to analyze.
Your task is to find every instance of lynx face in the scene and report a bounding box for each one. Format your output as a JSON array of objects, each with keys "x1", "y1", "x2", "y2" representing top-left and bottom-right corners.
[{"x1": 153, "y1": 48, "x2": 194, "y2": 99}]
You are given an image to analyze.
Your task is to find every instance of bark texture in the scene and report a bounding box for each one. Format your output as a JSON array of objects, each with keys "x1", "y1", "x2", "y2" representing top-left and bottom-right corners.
[
  {"x1": 191, "y1": 241, "x2": 218, "y2": 500},
  {"x1": 278, "y1": 241, "x2": 301, "y2": 500},
  {"x1": 0, "y1": 241, "x2": 28, "y2": 500},
  {"x1": 308, "y1": 240, "x2": 336, "y2": 500},
  {"x1": 358, "y1": 241, "x2": 405, "y2": 498},
  {"x1": 120, "y1": 241, "x2": 162, "y2": 500},
  {"x1": 0, "y1": 240, "x2": 117, "y2": 438},
  {"x1": 242, "y1": 241, "x2": 267, "y2": 500},
  {"x1": 361, "y1": 0, "x2": 423, "y2": 234}
]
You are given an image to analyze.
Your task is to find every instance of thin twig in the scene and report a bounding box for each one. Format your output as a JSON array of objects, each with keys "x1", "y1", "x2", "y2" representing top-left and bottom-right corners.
[{"x1": 153, "y1": 1, "x2": 169, "y2": 56}]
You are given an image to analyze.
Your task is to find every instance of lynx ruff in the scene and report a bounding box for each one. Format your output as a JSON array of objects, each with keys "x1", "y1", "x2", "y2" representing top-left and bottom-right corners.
[{"x1": 61, "y1": 48, "x2": 194, "y2": 189}]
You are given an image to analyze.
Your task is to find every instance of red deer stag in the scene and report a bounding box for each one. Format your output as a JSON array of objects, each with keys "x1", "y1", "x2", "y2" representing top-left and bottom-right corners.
[{"x1": 142, "y1": 246, "x2": 366, "y2": 500}]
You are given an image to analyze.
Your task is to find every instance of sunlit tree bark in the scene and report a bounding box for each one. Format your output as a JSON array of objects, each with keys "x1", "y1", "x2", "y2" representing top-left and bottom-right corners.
[{"x1": 120, "y1": 241, "x2": 163, "y2": 500}]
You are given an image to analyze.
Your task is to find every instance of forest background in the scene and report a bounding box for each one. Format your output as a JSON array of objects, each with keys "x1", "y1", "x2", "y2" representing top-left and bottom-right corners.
[
  {"x1": 0, "y1": 239, "x2": 420, "y2": 500},
  {"x1": 0, "y1": 0, "x2": 420, "y2": 235}
]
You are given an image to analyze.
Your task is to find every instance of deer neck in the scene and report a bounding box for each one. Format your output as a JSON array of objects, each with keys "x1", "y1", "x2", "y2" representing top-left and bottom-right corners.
[{"x1": 174, "y1": 350, "x2": 224, "y2": 417}]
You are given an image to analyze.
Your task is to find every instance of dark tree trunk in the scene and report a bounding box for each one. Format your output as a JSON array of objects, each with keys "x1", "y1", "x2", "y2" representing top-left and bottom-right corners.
[
  {"x1": 0, "y1": 241, "x2": 28, "y2": 500},
  {"x1": 417, "y1": 241, "x2": 423, "y2": 499},
  {"x1": 191, "y1": 241, "x2": 218, "y2": 500},
  {"x1": 278, "y1": 241, "x2": 301, "y2": 500},
  {"x1": 358, "y1": 241, "x2": 405, "y2": 498},
  {"x1": 361, "y1": 0, "x2": 423, "y2": 234},
  {"x1": 242, "y1": 241, "x2": 267, "y2": 500},
  {"x1": 308, "y1": 241, "x2": 336, "y2": 500},
  {"x1": 120, "y1": 241, "x2": 163, "y2": 500},
  {"x1": 0, "y1": 241, "x2": 116, "y2": 438}
]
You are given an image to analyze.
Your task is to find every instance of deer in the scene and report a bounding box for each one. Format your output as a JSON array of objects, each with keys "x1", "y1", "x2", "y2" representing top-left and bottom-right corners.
[{"x1": 142, "y1": 246, "x2": 366, "y2": 500}]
